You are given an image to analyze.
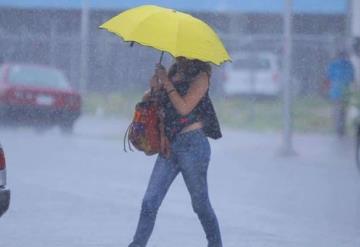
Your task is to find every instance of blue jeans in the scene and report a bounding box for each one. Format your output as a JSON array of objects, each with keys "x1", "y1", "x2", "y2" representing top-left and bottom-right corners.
[{"x1": 129, "y1": 129, "x2": 222, "y2": 247}]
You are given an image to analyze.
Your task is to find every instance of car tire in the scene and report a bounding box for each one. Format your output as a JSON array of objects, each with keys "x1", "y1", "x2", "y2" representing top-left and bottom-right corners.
[
  {"x1": 59, "y1": 121, "x2": 75, "y2": 135},
  {"x1": 0, "y1": 107, "x2": 9, "y2": 126}
]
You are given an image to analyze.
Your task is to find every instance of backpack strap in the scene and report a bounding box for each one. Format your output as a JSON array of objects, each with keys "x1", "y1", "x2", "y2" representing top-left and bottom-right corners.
[
  {"x1": 123, "y1": 123, "x2": 134, "y2": 152},
  {"x1": 157, "y1": 103, "x2": 171, "y2": 158}
]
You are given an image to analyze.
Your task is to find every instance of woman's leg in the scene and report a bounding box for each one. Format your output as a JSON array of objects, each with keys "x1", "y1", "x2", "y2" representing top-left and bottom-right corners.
[
  {"x1": 178, "y1": 134, "x2": 223, "y2": 247},
  {"x1": 129, "y1": 155, "x2": 179, "y2": 247},
  {"x1": 182, "y1": 163, "x2": 222, "y2": 247}
]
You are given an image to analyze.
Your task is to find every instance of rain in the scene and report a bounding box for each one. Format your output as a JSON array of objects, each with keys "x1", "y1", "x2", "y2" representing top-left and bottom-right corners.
[{"x1": 0, "y1": 0, "x2": 360, "y2": 246}]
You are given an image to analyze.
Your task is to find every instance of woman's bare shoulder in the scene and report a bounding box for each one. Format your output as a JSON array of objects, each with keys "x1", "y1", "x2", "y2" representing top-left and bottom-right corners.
[{"x1": 191, "y1": 72, "x2": 209, "y2": 88}]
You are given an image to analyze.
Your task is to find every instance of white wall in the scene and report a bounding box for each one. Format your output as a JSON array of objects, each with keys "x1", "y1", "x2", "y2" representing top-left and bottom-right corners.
[{"x1": 351, "y1": 0, "x2": 360, "y2": 36}]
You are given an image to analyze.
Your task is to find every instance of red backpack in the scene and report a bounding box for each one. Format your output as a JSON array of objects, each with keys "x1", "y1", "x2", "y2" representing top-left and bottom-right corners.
[{"x1": 124, "y1": 95, "x2": 170, "y2": 156}]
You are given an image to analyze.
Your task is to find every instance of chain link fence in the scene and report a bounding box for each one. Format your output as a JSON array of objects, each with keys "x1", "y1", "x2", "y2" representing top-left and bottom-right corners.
[{"x1": 0, "y1": 19, "x2": 347, "y2": 97}]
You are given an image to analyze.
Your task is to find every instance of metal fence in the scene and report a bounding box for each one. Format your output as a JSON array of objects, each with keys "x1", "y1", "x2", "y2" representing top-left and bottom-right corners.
[
  {"x1": 0, "y1": 28, "x2": 346, "y2": 96},
  {"x1": 222, "y1": 33, "x2": 347, "y2": 96}
]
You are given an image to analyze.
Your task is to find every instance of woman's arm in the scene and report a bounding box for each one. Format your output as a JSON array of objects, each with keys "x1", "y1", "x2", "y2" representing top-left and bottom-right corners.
[{"x1": 157, "y1": 67, "x2": 209, "y2": 116}]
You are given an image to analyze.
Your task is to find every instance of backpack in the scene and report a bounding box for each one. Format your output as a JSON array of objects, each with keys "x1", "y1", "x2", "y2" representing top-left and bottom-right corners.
[{"x1": 124, "y1": 94, "x2": 170, "y2": 157}]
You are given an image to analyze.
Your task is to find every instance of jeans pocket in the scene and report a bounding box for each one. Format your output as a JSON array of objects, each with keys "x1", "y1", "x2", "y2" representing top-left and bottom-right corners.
[{"x1": 187, "y1": 135, "x2": 211, "y2": 163}]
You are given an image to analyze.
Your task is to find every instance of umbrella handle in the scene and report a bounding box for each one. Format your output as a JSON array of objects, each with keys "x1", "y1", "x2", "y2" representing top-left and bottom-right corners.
[
  {"x1": 130, "y1": 42, "x2": 163, "y2": 64},
  {"x1": 151, "y1": 51, "x2": 165, "y2": 97},
  {"x1": 159, "y1": 51, "x2": 164, "y2": 64}
]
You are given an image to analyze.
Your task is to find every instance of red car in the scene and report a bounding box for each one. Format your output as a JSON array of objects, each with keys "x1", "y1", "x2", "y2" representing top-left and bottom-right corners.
[
  {"x1": 0, "y1": 64, "x2": 81, "y2": 133},
  {"x1": 0, "y1": 143, "x2": 10, "y2": 217}
]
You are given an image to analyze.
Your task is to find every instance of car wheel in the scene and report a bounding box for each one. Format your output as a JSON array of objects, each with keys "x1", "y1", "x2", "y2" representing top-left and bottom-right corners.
[
  {"x1": 0, "y1": 108, "x2": 9, "y2": 126},
  {"x1": 59, "y1": 121, "x2": 75, "y2": 134}
]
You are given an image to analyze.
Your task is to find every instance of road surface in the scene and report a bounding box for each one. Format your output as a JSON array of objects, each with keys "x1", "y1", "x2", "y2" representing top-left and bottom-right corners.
[{"x1": 0, "y1": 116, "x2": 359, "y2": 247}]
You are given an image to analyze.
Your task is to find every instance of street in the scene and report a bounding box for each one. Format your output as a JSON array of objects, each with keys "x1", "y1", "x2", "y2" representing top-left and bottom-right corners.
[{"x1": 0, "y1": 115, "x2": 359, "y2": 247}]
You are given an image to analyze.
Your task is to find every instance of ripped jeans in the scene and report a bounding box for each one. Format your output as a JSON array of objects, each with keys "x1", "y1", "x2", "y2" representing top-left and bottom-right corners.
[{"x1": 128, "y1": 129, "x2": 223, "y2": 247}]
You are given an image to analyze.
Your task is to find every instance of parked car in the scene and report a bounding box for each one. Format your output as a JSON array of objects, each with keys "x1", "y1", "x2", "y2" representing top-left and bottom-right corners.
[
  {"x1": 223, "y1": 52, "x2": 281, "y2": 97},
  {"x1": 0, "y1": 143, "x2": 10, "y2": 217},
  {"x1": 0, "y1": 64, "x2": 81, "y2": 133}
]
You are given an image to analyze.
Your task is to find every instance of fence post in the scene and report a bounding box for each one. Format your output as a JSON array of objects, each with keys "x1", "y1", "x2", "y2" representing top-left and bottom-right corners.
[
  {"x1": 80, "y1": 0, "x2": 90, "y2": 95},
  {"x1": 49, "y1": 20, "x2": 57, "y2": 66}
]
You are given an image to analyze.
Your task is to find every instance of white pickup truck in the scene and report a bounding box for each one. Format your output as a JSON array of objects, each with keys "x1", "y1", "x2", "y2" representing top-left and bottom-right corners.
[{"x1": 223, "y1": 52, "x2": 281, "y2": 97}]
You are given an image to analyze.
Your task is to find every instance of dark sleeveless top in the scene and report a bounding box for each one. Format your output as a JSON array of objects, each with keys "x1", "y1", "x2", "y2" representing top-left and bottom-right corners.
[{"x1": 161, "y1": 80, "x2": 222, "y2": 142}]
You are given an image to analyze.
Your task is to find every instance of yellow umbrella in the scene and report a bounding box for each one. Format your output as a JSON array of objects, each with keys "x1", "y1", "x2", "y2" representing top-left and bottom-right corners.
[{"x1": 99, "y1": 5, "x2": 231, "y2": 65}]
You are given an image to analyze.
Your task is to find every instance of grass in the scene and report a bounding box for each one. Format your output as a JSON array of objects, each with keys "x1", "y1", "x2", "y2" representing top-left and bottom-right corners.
[
  {"x1": 82, "y1": 91, "x2": 142, "y2": 119},
  {"x1": 215, "y1": 96, "x2": 332, "y2": 133},
  {"x1": 82, "y1": 92, "x2": 334, "y2": 133}
]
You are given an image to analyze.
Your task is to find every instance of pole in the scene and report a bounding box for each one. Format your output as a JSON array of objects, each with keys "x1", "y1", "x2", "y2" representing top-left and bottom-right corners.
[
  {"x1": 346, "y1": 0, "x2": 353, "y2": 51},
  {"x1": 280, "y1": 0, "x2": 296, "y2": 155},
  {"x1": 80, "y1": 0, "x2": 90, "y2": 95},
  {"x1": 49, "y1": 20, "x2": 57, "y2": 66}
]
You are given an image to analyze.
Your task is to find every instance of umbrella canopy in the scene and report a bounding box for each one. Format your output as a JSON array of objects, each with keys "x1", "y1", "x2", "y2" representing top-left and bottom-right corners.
[{"x1": 99, "y1": 5, "x2": 231, "y2": 65}]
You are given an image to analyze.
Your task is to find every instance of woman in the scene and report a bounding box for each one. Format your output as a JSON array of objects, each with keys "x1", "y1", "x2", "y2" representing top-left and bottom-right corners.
[{"x1": 129, "y1": 57, "x2": 223, "y2": 247}]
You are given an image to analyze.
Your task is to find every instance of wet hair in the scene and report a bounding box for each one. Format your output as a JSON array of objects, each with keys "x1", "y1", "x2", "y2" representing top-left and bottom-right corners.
[{"x1": 168, "y1": 58, "x2": 211, "y2": 81}]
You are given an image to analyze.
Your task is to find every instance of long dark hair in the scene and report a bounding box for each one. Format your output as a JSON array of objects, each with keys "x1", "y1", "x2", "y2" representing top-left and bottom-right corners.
[{"x1": 168, "y1": 58, "x2": 211, "y2": 81}]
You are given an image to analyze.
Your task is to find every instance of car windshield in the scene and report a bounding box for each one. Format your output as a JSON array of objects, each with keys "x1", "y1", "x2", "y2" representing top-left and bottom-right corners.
[
  {"x1": 8, "y1": 65, "x2": 71, "y2": 90},
  {"x1": 233, "y1": 57, "x2": 271, "y2": 70}
]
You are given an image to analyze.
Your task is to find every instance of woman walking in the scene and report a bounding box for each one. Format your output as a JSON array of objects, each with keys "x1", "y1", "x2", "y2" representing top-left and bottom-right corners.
[{"x1": 128, "y1": 57, "x2": 223, "y2": 247}]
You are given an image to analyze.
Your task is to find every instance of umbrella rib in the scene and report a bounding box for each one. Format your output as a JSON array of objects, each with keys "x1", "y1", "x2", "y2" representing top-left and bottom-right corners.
[
  {"x1": 126, "y1": 10, "x2": 170, "y2": 52},
  {"x1": 127, "y1": 12, "x2": 158, "y2": 38},
  {"x1": 174, "y1": 13, "x2": 181, "y2": 58}
]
